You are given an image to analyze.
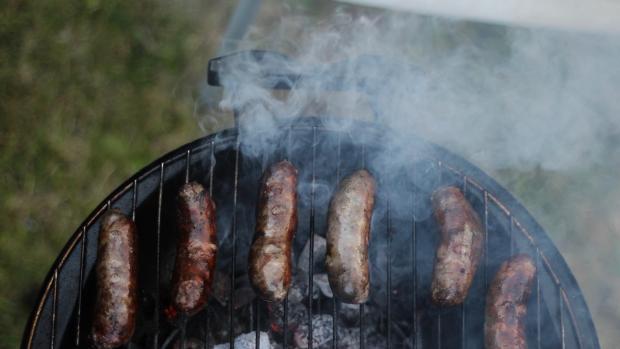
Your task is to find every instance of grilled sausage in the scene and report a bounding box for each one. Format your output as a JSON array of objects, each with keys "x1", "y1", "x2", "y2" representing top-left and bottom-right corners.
[
  {"x1": 485, "y1": 254, "x2": 536, "y2": 349},
  {"x1": 249, "y1": 160, "x2": 298, "y2": 302},
  {"x1": 90, "y1": 209, "x2": 138, "y2": 349},
  {"x1": 431, "y1": 186, "x2": 484, "y2": 306},
  {"x1": 170, "y1": 182, "x2": 218, "y2": 316},
  {"x1": 325, "y1": 169, "x2": 376, "y2": 304}
]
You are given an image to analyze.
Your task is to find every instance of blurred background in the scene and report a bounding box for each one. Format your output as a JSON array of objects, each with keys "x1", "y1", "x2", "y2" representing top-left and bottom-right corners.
[{"x1": 1, "y1": 1, "x2": 618, "y2": 348}]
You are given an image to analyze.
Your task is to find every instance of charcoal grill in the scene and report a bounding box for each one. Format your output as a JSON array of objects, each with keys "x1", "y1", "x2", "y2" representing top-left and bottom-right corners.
[{"x1": 23, "y1": 52, "x2": 600, "y2": 349}]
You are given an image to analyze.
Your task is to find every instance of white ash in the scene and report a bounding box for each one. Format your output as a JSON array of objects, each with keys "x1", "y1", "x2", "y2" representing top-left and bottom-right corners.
[
  {"x1": 297, "y1": 234, "x2": 327, "y2": 275},
  {"x1": 214, "y1": 332, "x2": 271, "y2": 349},
  {"x1": 313, "y1": 273, "x2": 333, "y2": 299}
]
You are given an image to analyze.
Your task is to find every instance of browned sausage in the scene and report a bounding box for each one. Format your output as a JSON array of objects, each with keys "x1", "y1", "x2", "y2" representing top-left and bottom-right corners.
[
  {"x1": 485, "y1": 254, "x2": 536, "y2": 349},
  {"x1": 431, "y1": 186, "x2": 484, "y2": 306},
  {"x1": 249, "y1": 160, "x2": 298, "y2": 302},
  {"x1": 90, "y1": 209, "x2": 138, "y2": 349},
  {"x1": 325, "y1": 169, "x2": 376, "y2": 304},
  {"x1": 170, "y1": 182, "x2": 218, "y2": 316}
]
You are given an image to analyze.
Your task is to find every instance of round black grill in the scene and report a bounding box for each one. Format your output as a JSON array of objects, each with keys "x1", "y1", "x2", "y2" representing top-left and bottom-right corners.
[{"x1": 23, "y1": 117, "x2": 599, "y2": 348}]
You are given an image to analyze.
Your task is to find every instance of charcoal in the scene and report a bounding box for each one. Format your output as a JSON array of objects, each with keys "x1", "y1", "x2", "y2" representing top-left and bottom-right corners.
[
  {"x1": 172, "y1": 337, "x2": 203, "y2": 349},
  {"x1": 293, "y1": 315, "x2": 333, "y2": 348},
  {"x1": 233, "y1": 287, "x2": 256, "y2": 310},
  {"x1": 338, "y1": 302, "x2": 360, "y2": 325},
  {"x1": 211, "y1": 270, "x2": 231, "y2": 305},
  {"x1": 267, "y1": 300, "x2": 307, "y2": 334}
]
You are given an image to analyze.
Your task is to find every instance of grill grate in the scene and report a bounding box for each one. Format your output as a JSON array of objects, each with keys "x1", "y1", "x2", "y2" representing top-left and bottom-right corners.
[{"x1": 23, "y1": 118, "x2": 599, "y2": 349}]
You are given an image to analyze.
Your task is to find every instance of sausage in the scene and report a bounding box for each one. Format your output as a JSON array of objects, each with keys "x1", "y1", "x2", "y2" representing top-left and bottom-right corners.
[
  {"x1": 249, "y1": 160, "x2": 298, "y2": 302},
  {"x1": 431, "y1": 186, "x2": 484, "y2": 306},
  {"x1": 485, "y1": 254, "x2": 536, "y2": 349},
  {"x1": 170, "y1": 182, "x2": 218, "y2": 316},
  {"x1": 325, "y1": 169, "x2": 376, "y2": 304},
  {"x1": 90, "y1": 209, "x2": 138, "y2": 349}
]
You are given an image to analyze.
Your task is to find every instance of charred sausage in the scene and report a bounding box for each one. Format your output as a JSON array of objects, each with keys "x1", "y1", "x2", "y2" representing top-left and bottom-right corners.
[
  {"x1": 325, "y1": 169, "x2": 376, "y2": 304},
  {"x1": 485, "y1": 254, "x2": 536, "y2": 349},
  {"x1": 90, "y1": 209, "x2": 138, "y2": 349},
  {"x1": 431, "y1": 186, "x2": 484, "y2": 306},
  {"x1": 170, "y1": 182, "x2": 218, "y2": 316},
  {"x1": 249, "y1": 160, "x2": 298, "y2": 302}
]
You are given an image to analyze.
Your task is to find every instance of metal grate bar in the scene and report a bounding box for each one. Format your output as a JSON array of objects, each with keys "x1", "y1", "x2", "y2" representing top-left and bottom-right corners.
[
  {"x1": 560, "y1": 286, "x2": 566, "y2": 349},
  {"x1": 536, "y1": 249, "x2": 541, "y2": 349},
  {"x1": 255, "y1": 157, "x2": 269, "y2": 349},
  {"x1": 411, "y1": 188, "x2": 417, "y2": 349},
  {"x1": 132, "y1": 180, "x2": 138, "y2": 220},
  {"x1": 229, "y1": 138, "x2": 241, "y2": 349},
  {"x1": 483, "y1": 191, "x2": 489, "y2": 289},
  {"x1": 50, "y1": 270, "x2": 58, "y2": 349},
  {"x1": 359, "y1": 305, "x2": 365, "y2": 349},
  {"x1": 436, "y1": 161, "x2": 444, "y2": 348},
  {"x1": 562, "y1": 288, "x2": 584, "y2": 349},
  {"x1": 332, "y1": 132, "x2": 341, "y2": 349},
  {"x1": 209, "y1": 140, "x2": 215, "y2": 197},
  {"x1": 180, "y1": 321, "x2": 187, "y2": 349},
  {"x1": 461, "y1": 177, "x2": 468, "y2": 349},
  {"x1": 359, "y1": 142, "x2": 366, "y2": 349},
  {"x1": 307, "y1": 126, "x2": 317, "y2": 349},
  {"x1": 386, "y1": 197, "x2": 392, "y2": 349},
  {"x1": 179, "y1": 151, "x2": 191, "y2": 349},
  {"x1": 185, "y1": 150, "x2": 191, "y2": 184},
  {"x1": 437, "y1": 315, "x2": 441, "y2": 349},
  {"x1": 205, "y1": 141, "x2": 215, "y2": 349},
  {"x1": 509, "y1": 217, "x2": 515, "y2": 256},
  {"x1": 284, "y1": 129, "x2": 292, "y2": 349},
  {"x1": 283, "y1": 299, "x2": 289, "y2": 349},
  {"x1": 255, "y1": 300, "x2": 261, "y2": 349},
  {"x1": 129, "y1": 181, "x2": 138, "y2": 349},
  {"x1": 75, "y1": 225, "x2": 87, "y2": 347},
  {"x1": 154, "y1": 163, "x2": 165, "y2": 348}
]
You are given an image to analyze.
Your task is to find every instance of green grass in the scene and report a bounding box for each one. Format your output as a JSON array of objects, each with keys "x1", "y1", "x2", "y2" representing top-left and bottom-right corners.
[{"x1": 0, "y1": 1, "x2": 233, "y2": 346}]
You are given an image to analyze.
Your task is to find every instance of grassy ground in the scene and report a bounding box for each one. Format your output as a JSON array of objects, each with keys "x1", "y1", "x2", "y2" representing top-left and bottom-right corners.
[
  {"x1": 0, "y1": 1, "x2": 233, "y2": 346},
  {"x1": 1, "y1": 1, "x2": 618, "y2": 348}
]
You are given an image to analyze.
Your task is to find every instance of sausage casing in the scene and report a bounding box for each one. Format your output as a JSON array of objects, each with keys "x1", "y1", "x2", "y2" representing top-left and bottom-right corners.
[
  {"x1": 170, "y1": 182, "x2": 218, "y2": 316},
  {"x1": 90, "y1": 209, "x2": 138, "y2": 349},
  {"x1": 249, "y1": 160, "x2": 298, "y2": 302},
  {"x1": 431, "y1": 186, "x2": 484, "y2": 306},
  {"x1": 325, "y1": 169, "x2": 376, "y2": 304},
  {"x1": 485, "y1": 254, "x2": 536, "y2": 349}
]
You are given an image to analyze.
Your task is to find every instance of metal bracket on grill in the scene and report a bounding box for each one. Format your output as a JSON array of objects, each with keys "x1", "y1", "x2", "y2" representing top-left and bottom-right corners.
[
  {"x1": 207, "y1": 49, "x2": 397, "y2": 94},
  {"x1": 208, "y1": 50, "x2": 301, "y2": 90},
  {"x1": 207, "y1": 50, "x2": 412, "y2": 124}
]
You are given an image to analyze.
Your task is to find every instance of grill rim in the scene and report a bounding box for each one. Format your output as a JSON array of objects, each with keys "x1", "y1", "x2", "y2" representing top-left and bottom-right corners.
[{"x1": 21, "y1": 117, "x2": 600, "y2": 349}]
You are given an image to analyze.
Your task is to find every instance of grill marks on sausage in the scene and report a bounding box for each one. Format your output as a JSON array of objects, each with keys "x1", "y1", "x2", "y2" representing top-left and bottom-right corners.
[
  {"x1": 326, "y1": 169, "x2": 376, "y2": 304},
  {"x1": 170, "y1": 182, "x2": 218, "y2": 316},
  {"x1": 485, "y1": 254, "x2": 536, "y2": 349},
  {"x1": 431, "y1": 186, "x2": 484, "y2": 306},
  {"x1": 90, "y1": 209, "x2": 138, "y2": 349},
  {"x1": 249, "y1": 160, "x2": 298, "y2": 302}
]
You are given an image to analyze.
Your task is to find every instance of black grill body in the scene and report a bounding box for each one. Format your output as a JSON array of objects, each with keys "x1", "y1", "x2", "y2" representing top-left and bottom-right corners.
[{"x1": 22, "y1": 117, "x2": 600, "y2": 348}]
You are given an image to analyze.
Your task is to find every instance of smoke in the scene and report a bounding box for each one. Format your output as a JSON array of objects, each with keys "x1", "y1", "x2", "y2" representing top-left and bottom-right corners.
[
  {"x1": 212, "y1": 10, "x2": 620, "y2": 172},
  {"x1": 202, "y1": 7, "x2": 620, "y2": 346}
]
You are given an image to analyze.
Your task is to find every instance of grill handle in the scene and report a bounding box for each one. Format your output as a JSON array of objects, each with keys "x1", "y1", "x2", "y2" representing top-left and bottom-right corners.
[
  {"x1": 207, "y1": 49, "x2": 398, "y2": 94},
  {"x1": 208, "y1": 49, "x2": 393, "y2": 92}
]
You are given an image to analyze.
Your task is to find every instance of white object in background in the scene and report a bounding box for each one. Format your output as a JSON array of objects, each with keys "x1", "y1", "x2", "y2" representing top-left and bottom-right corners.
[{"x1": 337, "y1": 0, "x2": 620, "y2": 34}]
